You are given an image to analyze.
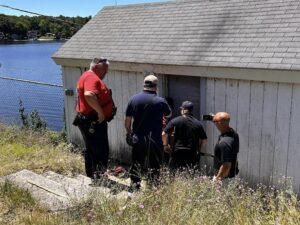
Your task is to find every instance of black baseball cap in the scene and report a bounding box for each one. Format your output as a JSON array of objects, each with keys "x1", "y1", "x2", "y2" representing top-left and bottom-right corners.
[{"x1": 180, "y1": 101, "x2": 194, "y2": 111}]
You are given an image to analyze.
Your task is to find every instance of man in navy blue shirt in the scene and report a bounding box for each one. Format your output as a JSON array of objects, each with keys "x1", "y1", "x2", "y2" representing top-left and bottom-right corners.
[{"x1": 125, "y1": 74, "x2": 172, "y2": 190}]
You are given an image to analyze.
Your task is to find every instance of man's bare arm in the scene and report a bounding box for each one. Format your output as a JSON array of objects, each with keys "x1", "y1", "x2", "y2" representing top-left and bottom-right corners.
[
  {"x1": 124, "y1": 116, "x2": 132, "y2": 134},
  {"x1": 162, "y1": 131, "x2": 171, "y2": 153},
  {"x1": 199, "y1": 139, "x2": 207, "y2": 154},
  {"x1": 216, "y1": 162, "x2": 231, "y2": 181},
  {"x1": 162, "y1": 131, "x2": 169, "y2": 146},
  {"x1": 84, "y1": 91, "x2": 105, "y2": 123}
]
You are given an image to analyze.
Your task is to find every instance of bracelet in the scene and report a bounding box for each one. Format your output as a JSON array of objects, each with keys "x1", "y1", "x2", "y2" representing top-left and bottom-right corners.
[{"x1": 163, "y1": 144, "x2": 168, "y2": 147}]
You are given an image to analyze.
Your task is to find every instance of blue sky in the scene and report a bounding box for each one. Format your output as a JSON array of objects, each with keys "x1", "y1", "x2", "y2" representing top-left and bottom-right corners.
[{"x1": 0, "y1": 0, "x2": 165, "y2": 17}]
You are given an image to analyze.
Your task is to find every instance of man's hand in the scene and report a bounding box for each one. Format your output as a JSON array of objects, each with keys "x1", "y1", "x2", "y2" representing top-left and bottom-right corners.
[
  {"x1": 163, "y1": 144, "x2": 171, "y2": 154},
  {"x1": 212, "y1": 176, "x2": 222, "y2": 186},
  {"x1": 97, "y1": 111, "x2": 105, "y2": 123},
  {"x1": 126, "y1": 133, "x2": 133, "y2": 146},
  {"x1": 212, "y1": 176, "x2": 221, "y2": 182},
  {"x1": 216, "y1": 162, "x2": 231, "y2": 181}
]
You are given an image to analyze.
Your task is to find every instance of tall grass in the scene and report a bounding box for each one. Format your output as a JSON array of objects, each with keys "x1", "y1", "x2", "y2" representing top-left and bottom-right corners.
[
  {"x1": 0, "y1": 123, "x2": 84, "y2": 176},
  {"x1": 88, "y1": 175, "x2": 300, "y2": 225},
  {"x1": 0, "y1": 123, "x2": 299, "y2": 224}
]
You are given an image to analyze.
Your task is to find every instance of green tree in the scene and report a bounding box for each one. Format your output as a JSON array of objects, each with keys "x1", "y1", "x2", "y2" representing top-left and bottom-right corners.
[
  {"x1": 0, "y1": 14, "x2": 13, "y2": 38},
  {"x1": 39, "y1": 18, "x2": 50, "y2": 35},
  {"x1": 0, "y1": 14, "x2": 91, "y2": 40},
  {"x1": 13, "y1": 22, "x2": 27, "y2": 39},
  {"x1": 29, "y1": 16, "x2": 40, "y2": 30}
]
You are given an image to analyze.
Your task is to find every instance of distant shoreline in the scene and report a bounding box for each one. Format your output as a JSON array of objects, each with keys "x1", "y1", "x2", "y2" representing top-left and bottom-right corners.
[{"x1": 0, "y1": 39, "x2": 67, "y2": 44}]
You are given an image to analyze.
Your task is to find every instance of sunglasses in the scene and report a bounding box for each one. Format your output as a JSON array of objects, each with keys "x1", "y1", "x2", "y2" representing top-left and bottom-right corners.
[
  {"x1": 94, "y1": 58, "x2": 109, "y2": 64},
  {"x1": 98, "y1": 58, "x2": 108, "y2": 63}
]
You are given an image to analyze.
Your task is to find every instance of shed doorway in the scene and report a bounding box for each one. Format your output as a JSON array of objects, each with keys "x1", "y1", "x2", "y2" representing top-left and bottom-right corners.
[{"x1": 166, "y1": 75, "x2": 201, "y2": 120}]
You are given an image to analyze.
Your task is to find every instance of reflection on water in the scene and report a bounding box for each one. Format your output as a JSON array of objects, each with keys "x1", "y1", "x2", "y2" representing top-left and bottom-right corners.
[{"x1": 0, "y1": 41, "x2": 65, "y2": 131}]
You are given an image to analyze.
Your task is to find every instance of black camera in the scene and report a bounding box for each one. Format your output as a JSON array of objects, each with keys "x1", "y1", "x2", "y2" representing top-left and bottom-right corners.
[{"x1": 201, "y1": 113, "x2": 214, "y2": 121}]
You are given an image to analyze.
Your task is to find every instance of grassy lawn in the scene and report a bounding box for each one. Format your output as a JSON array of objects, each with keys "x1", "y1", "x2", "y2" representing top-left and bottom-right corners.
[
  {"x1": 0, "y1": 123, "x2": 84, "y2": 177},
  {"x1": 0, "y1": 123, "x2": 300, "y2": 224}
]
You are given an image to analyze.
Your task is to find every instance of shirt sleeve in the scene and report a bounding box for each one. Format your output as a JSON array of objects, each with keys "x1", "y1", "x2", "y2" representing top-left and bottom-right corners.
[
  {"x1": 125, "y1": 98, "x2": 133, "y2": 117},
  {"x1": 218, "y1": 141, "x2": 235, "y2": 163},
  {"x1": 162, "y1": 100, "x2": 172, "y2": 117},
  {"x1": 198, "y1": 125, "x2": 207, "y2": 140},
  {"x1": 164, "y1": 118, "x2": 175, "y2": 134},
  {"x1": 83, "y1": 75, "x2": 100, "y2": 95}
]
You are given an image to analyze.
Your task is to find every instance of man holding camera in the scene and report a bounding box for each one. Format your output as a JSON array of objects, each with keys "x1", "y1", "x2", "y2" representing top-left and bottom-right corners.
[
  {"x1": 212, "y1": 112, "x2": 239, "y2": 182},
  {"x1": 162, "y1": 101, "x2": 207, "y2": 171},
  {"x1": 124, "y1": 74, "x2": 172, "y2": 190},
  {"x1": 74, "y1": 57, "x2": 114, "y2": 180}
]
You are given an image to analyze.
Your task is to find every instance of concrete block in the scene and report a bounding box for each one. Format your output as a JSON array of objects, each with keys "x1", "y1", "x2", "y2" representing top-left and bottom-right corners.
[
  {"x1": 42, "y1": 171, "x2": 92, "y2": 200},
  {"x1": 5, "y1": 169, "x2": 72, "y2": 211},
  {"x1": 3, "y1": 170, "x2": 135, "y2": 211}
]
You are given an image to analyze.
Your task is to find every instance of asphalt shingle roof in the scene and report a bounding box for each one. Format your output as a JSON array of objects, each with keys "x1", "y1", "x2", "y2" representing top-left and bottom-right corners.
[{"x1": 53, "y1": 0, "x2": 300, "y2": 70}]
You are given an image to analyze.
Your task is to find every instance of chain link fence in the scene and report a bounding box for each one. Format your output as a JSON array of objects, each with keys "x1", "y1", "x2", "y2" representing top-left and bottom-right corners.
[{"x1": 0, "y1": 76, "x2": 64, "y2": 131}]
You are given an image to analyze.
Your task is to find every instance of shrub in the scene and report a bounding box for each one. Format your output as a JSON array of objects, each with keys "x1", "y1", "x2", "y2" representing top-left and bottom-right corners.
[{"x1": 18, "y1": 98, "x2": 47, "y2": 132}]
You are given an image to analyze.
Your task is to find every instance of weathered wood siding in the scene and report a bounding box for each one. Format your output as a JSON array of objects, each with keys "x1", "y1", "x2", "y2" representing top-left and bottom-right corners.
[
  {"x1": 62, "y1": 65, "x2": 300, "y2": 193},
  {"x1": 203, "y1": 78, "x2": 300, "y2": 193},
  {"x1": 61, "y1": 66, "x2": 83, "y2": 146}
]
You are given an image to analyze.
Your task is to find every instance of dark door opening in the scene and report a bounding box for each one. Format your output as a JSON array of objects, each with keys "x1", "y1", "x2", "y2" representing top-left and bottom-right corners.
[{"x1": 166, "y1": 75, "x2": 201, "y2": 119}]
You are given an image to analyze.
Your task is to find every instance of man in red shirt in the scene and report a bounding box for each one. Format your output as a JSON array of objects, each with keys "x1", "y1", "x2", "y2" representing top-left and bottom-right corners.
[{"x1": 74, "y1": 57, "x2": 113, "y2": 180}]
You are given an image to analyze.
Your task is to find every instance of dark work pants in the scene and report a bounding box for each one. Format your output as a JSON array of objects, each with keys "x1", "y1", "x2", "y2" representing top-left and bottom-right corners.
[
  {"x1": 170, "y1": 150, "x2": 200, "y2": 171},
  {"x1": 78, "y1": 122, "x2": 109, "y2": 178},
  {"x1": 130, "y1": 137, "x2": 163, "y2": 187}
]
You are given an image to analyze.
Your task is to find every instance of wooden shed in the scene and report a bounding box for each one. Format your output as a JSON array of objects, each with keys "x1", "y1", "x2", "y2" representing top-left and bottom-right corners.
[{"x1": 53, "y1": 0, "x2": 300, "y2": 192}]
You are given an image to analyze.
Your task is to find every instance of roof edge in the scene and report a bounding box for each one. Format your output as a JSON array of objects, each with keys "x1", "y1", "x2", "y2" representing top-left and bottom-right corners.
[
  {"x1": 101, "y1": 0, "x2": 171, "y2": 10},
  {"x1": 52, "y1": 57, "x2": 300, "y2": 84}
]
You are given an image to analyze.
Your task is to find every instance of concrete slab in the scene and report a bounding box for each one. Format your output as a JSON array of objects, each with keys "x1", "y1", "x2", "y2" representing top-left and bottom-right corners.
[
  {"x1": 4, "y1": 169, "x2": 72, "y2": 211},
  {"x1": 107, "y1": 174, "x2": 131, "y2": 187},
  {"x1": 74, "y1": 174, "x2": 92, "y2": 186},
  {"x1": 74, "y1": 174, "x2": 134, "y2": 199},
  {"x1": 2, "y1": 170, "x2": 136, "y2": 211},
  {"x1": 43, "y1": 171, "x2": 112, "y2": 199},
  {"x1": 42, "y1": 171, "x2": 92, "y2": 199}
]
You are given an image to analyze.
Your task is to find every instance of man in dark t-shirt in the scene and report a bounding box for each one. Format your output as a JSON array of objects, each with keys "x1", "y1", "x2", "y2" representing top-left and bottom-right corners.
[
  {"x1": 162, "y1": 101, "x2": 207, "y2": 170},
  {"x1": 125, "y1": 74, "x2": 172, "y2": 190},
  {"x1": 212, "y1": 112, "x2": 239, "y2": 181}
]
